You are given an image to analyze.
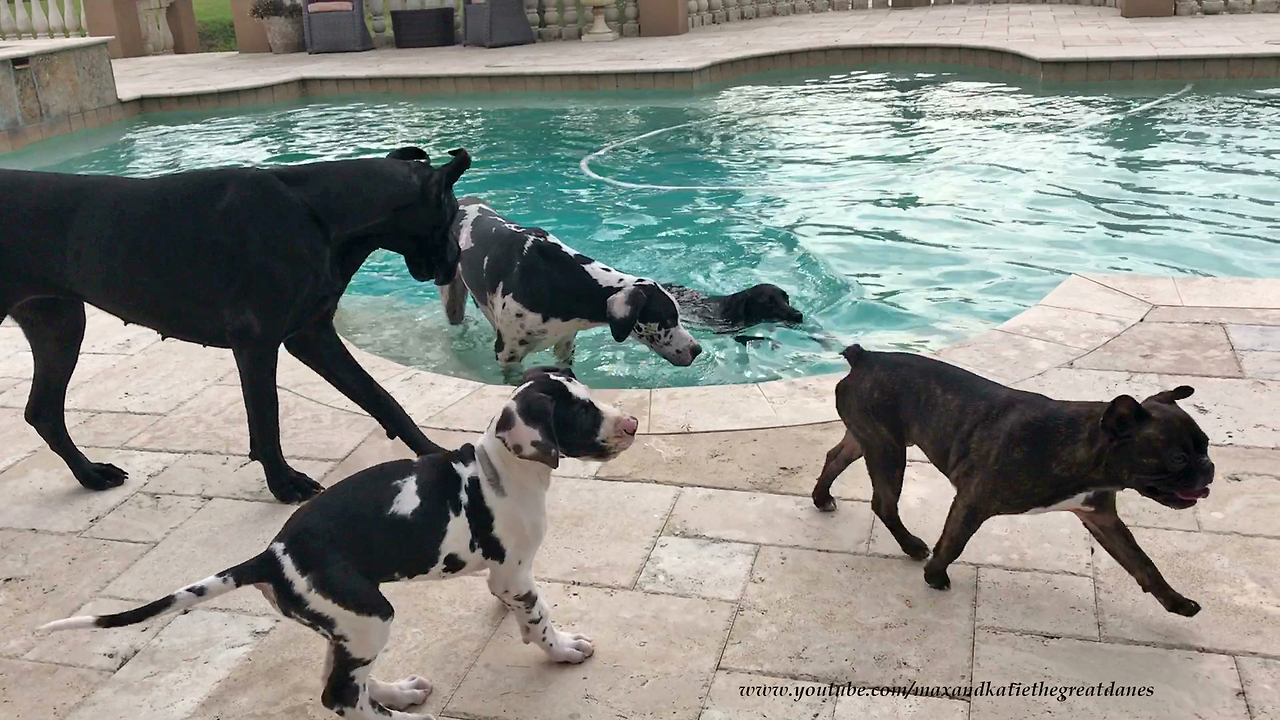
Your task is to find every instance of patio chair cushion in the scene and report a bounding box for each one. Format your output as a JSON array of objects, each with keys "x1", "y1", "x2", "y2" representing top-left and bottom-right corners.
[{"x1": 308, "y1": 2, "x2": 354, "y2": 11}]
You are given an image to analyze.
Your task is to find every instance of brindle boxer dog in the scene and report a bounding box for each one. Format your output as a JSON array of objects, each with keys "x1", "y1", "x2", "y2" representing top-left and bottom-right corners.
[{"x1": 813, "y1": 345, "x2": 1213, "y2": 617}]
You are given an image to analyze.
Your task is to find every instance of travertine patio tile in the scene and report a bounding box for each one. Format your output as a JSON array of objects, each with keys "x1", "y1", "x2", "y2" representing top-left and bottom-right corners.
[
  {"x1": 976, "y1": 568, "x2": 1097, "y2": 639},
  {"x1": 378, "y1": 370, "x2": 488, "y2": 424},
  {"x1": 64, "y1": 341, "x2": 235, "y2": 414},
  {"x1": 668, "y1": 486, "x2": 874, "y2": 554},
  {"x1": 0, "y1": 349, "x2": 127, "y2": 382},
  {"x1": 141, "y1": 453, "x2": 334, "y2": 503},
  {"x1": 597, "y1": 422, "x2": 875, "y2": 500},
  {"x1": 1195, "y1": 473, "x2": 1280, "y2": 538},
  {"x1": 0, "y1": 530, "x2": 149, "y2": 659},
  {"x1": 1015, "y1": 368, "x2": 1280, "y2": 448},
  {"x1": 1213, "y1": 444, "x2": 1280, "y2": 478},
  {"x1": 1038, "y1": 275, "x2": 1152, "y2": 320},
  {"x1": 701, "y1": 670, "x2": 835, "y2": 720},
  {"x1": 636, "y1": 537, "x2": 756, "y2": 601},
  {"x1": 1083, "y1": 274, "x2": 1182, "y2": 306},
  {"x1": 0, "y1": 658, "x2": 110, "y2": 720},
  {"x1": 1237, "y1": 657, "x2": 1280, "y2": 720},
  {"x1": 996, "y1": 305, "x2": 1134, "y2": 350},
  {"x1": 127, "y1": 384, "x2": 378, "y2": 459},
  {"x1": 1175, "y1": 277, "x2": 1280, "y2": 309},
  {"x1": 0, "y1": 408, "x2": 85, "y2": 474},
  {"x1": 67, "y1": 611, "x2": 277, "y2": 720},
  {"x1": 1095, "y1": 527, "x2": 1280, "y2": 657},
  {"x1": 190, "y1": 577, "x2": 506, "y2": 720},
  {"x1": 1115, "y1": 490, "x2": 1198, "y2": 531},
  {"x1": 323, "y1": 427, "x2": 473, "y2": 482},
  {"x1": 756, "y1": 374, "x2": 842, "y2": 424},
  {"x1": 868, "y1": 464, "x2": 1092, "y2": 575},
  {"x1": 1227, "y1": 324, "x2": 1280, "y2": 351},
  {"x1": 1240, "y1": 351, "x2": 1280, "y2": 380},
  {"x1": 724, "y1": 547, "x2": 975, "y2": 686},
  {"x1": 424, "y1": 383, "x2": 518, "y2": 432},
  {"x1": 971, "y1": 630, "x2": 1248, "y2": 720},
  {"x1": 104, "y1": 498, "x2": 297, "y2": 617},
  {"x1": 1072, "y1": 323, "x2": 1241, "y2": 377},
  {"x1": 1147, "y1": 306, "x2": 1280, "y2": 325},
  {"x1": 82, "y1": 492, "x2": 206, "y2": 543},
  {"x1": 448, "y1": 584, "x2": 733, "y2": 720},
  {"x1": 650, "y1": 384, "x2": 778, "y2": 432},
  {"x1": 80, "y1": 311, "x2": 162, "y2": 355},
  {"x1": 538, "y1": 477, "x2": 676, "y2": 587},
  {"x1": 73, "y1": 412, "x2": 163, "y2": 448},
  {"x1": 24, "y1": 597, "x2": 177, "y2": 671},
  {"x1": 934, "y1": 330, "x2": 1081, "y2": 383},
  {"x1": 833, "y1": 693, "x2": 969, "y2": 720},
  {"x1": 0, "y1": 448, "x2": 178, "y2": 532}
]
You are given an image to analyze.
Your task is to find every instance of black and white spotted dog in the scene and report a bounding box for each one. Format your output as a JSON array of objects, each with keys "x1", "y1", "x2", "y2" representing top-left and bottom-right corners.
[
  {"x1": 443, "y1": 197, "x2": 702, "y2": 376},
  {"x1": 39, "y1": 367, "x2": 638, "y2": 720}
]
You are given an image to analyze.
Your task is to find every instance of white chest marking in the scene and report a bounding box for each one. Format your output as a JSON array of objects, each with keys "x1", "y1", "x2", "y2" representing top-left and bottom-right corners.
[{"x1": 1028, "y1": 492, "x2": 1097, "y2": 514}]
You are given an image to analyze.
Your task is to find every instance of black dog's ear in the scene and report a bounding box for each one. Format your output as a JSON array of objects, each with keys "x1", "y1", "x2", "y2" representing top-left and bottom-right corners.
[
  {"x1": 1147, "y1": 385, "x2": 1195, "y2": 405},
  {"x1": 387, "y1": 146, "x2": 430, "y2": 163},
  {"x1": 442, "y1": 148, "x2": 471, "y2": 186},
  {"x1": 606, "y1": 286, "x2": 647, "y2": 342},
  {"x1": 1101, "y1": 395, "x2": 1151, "y2": 439},
  {"x1": 495, "y1": 393, "x2": 559, "y2": 469}
]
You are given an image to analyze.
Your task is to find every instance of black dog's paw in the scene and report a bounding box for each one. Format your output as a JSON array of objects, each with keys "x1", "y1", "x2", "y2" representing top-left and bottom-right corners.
[
  {"x1": 812, "y1": 492, "x2": 838, "y2": 512},
  {"x1": 902, "y1": 537, "x2": 931, "y2": 562},
  {"x1": 76, "y1": 462, "x2": 128, "y2": 491},
  {"x1": 924, "y1": 567, "x2": 951, "y2": 591},
  {"x1": 1166, "y1": 596, "x2": 1201, "y2": 617},
  {"x1": 268, "y1": 469, "x2": 324, "y2": 504}
]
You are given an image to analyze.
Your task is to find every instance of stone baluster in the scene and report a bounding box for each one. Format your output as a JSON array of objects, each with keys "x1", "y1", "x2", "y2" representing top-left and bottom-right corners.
[
  {"x1": 741, "y1": 0, "x2": 756, "y2": 18},
  {"x1": 368, "y1": 0, "x2": 388, "y2": 44},
  {"x1": 603, "y1": 0, "x2": 617, "y2": 30},
  {"x1": 773, "y1": 0, "x2": 788, "y2": 14},
  {"x1": 454, "y1": 0, "x2": 463, "y2": 41},
  {"x1": 30, "y1": 0, "x2": 48, "y2": 37},
  {"x1": 14, "y1": 0, "x2": 31, "y2": 38},
  {"x1": 135, "y1": 0, "x2": 153, "y2": 54},
  {"x1": 757, "y1": 0, "x2": 772, "y2": 15},
  {"x1": 562, "y1": 0, "x2": 579, "y2": 39},
  {"x1": 405, "y1": 0, "x2": 422, "y2": 9},
  {"x1": 792, "y1": 0, "x2": 809, "y2": 12},
  {"x1": 540, "y1": 0, "x2": 561, "y2": 40},
  {"x1": 697, "y1": 0, "x2": 708, "y2": 23},
  {"x1": 527, "y1": 0, "x2": 544, "y2": 39},
  {"x1": 1, "y1": 0, "x2": 17, "y2": 40},
  {"x1": 47, "y1": 0, "x2": 65, "y2": 36},
  {"x1": 709, "y1": 0, "x2": 721, "y2": 21},
  {"x1": 684, "y1": 0, "x2": 694, "y2": 25},
  {"x1": 723, "y1": 0, "x2": 737, "y2": 20},
  {"x1": 160, "y1": 0, "x2": 175, "y2": 51},
  {"x1": 814, "y1": 0, "x2": 828, "y2": 10},
  {"x1": 80, "y1": 0, "x2": 86, "y2": 34},
  {"x1": 64, "y1": 0, "x2": 80, "y2": 35},
  {"x1": 621, "y1": 0, "x2": 637, "y2": 33}
]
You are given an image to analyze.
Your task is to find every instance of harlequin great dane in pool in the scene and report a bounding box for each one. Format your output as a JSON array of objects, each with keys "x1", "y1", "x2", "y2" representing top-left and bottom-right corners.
[
  {"x1": 441, "y1": 197, "x2": 701, "y2": 378},
  {"x1": 0, "y1": 147, "x2": 468, "y2": 503},
  {"x1": 40, "y1": 366, "x2": 638, "y2": 720}
]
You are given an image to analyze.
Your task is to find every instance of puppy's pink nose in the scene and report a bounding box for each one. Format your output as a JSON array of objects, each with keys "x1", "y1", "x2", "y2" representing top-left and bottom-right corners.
[{"x1": 620, "y1": 416, "x2": 639, "y2": 436}]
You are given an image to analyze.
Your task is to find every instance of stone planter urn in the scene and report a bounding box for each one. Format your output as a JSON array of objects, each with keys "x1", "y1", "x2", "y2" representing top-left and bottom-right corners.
[
  {"x1": 262, "y1": 15, "x2": 306, "y2": 53},
  {"x1": 581, "y1": 0, "x2": 619, "y2": 41}
]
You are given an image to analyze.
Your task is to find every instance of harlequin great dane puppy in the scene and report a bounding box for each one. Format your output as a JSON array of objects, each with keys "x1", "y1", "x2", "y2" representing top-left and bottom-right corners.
[
  {"x1": 442, "y1": 197, "x2": 702, "y2": 379},
  {"x1": 40, "y1": 367, "x2": 638, "y2": 720}
]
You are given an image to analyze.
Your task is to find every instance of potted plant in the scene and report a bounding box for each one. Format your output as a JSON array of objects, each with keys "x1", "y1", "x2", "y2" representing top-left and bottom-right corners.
[{"x1": 250, "y1": 0, "x2": 306, "y2": 54}]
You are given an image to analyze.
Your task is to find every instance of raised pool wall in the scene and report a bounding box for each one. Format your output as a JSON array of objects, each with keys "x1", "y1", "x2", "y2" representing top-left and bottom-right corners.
[{"x1": 0, "y1": 38, "x2": 127, "y2": 154}]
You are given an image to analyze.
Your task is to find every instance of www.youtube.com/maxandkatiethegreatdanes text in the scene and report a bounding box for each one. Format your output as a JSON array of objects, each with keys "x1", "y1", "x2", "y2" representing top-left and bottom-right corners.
[{"x1": 738, "y1": 680, "x2": 1157, "y2": 703}]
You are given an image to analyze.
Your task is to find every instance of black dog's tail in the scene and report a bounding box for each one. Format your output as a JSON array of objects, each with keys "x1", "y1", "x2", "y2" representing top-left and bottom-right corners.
[
  {"x1": 38, "y1": 553, "x2": 269, "y2": 632},
  {"x1": 841, "y1": 343, "x2": 867, "y2": 367}
]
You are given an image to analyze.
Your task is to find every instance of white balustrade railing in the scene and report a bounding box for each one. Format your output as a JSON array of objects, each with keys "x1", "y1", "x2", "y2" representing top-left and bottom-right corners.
[
  {"x1": 134, "y1": 0, "x2": 177, "y2": 54},
  {"x1": 1, "y1": 0, "x2": 90, "y2": 40}
]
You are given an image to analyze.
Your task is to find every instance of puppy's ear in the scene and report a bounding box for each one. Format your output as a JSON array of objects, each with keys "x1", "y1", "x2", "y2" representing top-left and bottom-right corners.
[
  {"x1": 495, "y1": 394, "x2": 559, "y2": 469},
  {"x1": 387, "y1": 146, "x2": 429, "y2": 163},
  {"x1": 607, "y1": 286, "x2": 647, "y2": 342},
  {"x1": 1101, "y1": 395, "x2": 1151, "y2": 440},
  {"x1": 1146, "y1": 385, "x2": 1195, "y2": 405},
  {"x1": 522, "y1": 366, "x2": 559, "y2": 383},
  {"x1": 442, "y1": 148, "x2": 471, "y2": 186}
]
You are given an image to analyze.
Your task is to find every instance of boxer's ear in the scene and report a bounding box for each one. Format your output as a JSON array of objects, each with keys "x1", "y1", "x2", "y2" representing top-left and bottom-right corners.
[
  {"x1": 1146, "y1": 385, "x2": 1195, "y2": 405},
  {"x1": 1101, "y1": 395, "x2": 1150, "y2": 440},
  {"x1": 606, "y1": 286, "x2": 647, "y2": 342}
]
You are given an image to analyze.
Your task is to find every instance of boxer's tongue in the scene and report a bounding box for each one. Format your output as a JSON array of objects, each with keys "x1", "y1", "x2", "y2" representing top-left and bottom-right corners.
[{"x1": 1175, "y1": 487, "x2": 1210, "y2": 501}]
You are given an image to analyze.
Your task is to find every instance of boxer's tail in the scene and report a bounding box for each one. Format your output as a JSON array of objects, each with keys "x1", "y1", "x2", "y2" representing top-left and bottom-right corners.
[
  {"x1": 38, "y1": 553, "x2": 269, "y2": 632},
  {"x1": 841, "y1": 344, "x2": 866, "y2": 367}
]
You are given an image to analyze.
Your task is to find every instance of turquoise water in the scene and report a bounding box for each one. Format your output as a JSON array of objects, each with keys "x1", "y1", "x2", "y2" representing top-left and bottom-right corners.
[{"x1": 7, "y1": 68, "x2": 1280, "y2": 389}]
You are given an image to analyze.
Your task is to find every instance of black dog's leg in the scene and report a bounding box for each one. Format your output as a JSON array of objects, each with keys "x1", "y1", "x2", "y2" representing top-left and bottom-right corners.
[
  {"x1": 232, "y1": 340, "x2": 323, "y2": 503},
  {"x1": 284, "y1": 320, "x2": 444, "y2": 457},
  {"x1": 865, "y1": 446, "x2": 930, "y2": 561},
  {"x1": 924, "y1": 490, "x2": 989, "y2": 590},
  {"x1": 812, "y1": 432, "x2": 862, "y2": 511},
  {"x1": 1075, "y1": 493, "x2": 1200, "y2": 617},
  {"x1": 10, "y1": 298, "x2": 126, "y2": 491}
]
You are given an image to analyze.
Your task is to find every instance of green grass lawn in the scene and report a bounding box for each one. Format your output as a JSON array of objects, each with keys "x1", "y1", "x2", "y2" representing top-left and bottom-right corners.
[{"x1": 191, "y1": 0, "x2": 238, "y2": 51}]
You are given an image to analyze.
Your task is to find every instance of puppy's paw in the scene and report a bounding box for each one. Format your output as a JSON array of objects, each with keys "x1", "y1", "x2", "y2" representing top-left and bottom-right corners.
[
  {"x1": 901, "y1": 537, "x2": 931, "y2": 562},
  {"x1": 1165, "y1": 596, "x2": 1201, "y2": 617},
  {"x1": 812, "y1": 492, "x2": 837, "y2": 512},
  {"x1": 548, "y1": 632, "x2": 594, "y2": 664},
  {"x1": 370, "y1": 676, "x2": 433, "y2": 711},
  {"x1": 76, "y1": 462, "x2": 128, "y2": 491},
  {"x1": 924, "y1": 567, "x2": 951, "y2": 591}
]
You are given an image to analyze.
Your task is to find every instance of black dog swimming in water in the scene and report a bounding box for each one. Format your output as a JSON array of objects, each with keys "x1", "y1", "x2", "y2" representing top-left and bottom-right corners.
[
  {"x1": 662, "y1": 283, "x2": 803, "y2": 333},
  {"x1": 0, "y1": 147, "x2": 470, "y2": 504}
]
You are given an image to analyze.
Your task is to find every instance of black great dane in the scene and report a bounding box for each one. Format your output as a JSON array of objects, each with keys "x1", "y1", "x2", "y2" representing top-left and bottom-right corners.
[{"x1": 0, "y1": 147, "x2": 470, "y2": 503}]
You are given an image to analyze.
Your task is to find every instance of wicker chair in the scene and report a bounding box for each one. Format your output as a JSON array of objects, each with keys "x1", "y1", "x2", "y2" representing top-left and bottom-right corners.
[
  {"x1": 302, "y1": 0, "x2": 374, "y2": 53},
  {"x1": 463, "y1": 0, "x2": 536, "y2": 48}
]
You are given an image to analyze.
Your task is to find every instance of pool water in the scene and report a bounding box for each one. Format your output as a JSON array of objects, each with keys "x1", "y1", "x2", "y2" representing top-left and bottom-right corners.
[{"x1": 7, "y1": 68, "x2": 1280, "y2": 389}]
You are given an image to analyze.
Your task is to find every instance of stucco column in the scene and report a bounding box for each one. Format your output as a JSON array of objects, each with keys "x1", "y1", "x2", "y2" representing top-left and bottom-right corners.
[{"x1": 232, "y1": 0, "x2": 272, "y2": 53}]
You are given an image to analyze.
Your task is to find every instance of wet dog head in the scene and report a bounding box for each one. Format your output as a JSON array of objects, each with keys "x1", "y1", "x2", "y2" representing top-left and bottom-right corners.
[
  {"x1": 385, "y1": 146, "x2": 470, "y2": 286},
  {"x1": 605, "y1": 281, "x2": 702, "y2": 366},
  {"x1": 1101, "y1": 385, "x2": 1214, "y2": 509},
  {"x1": 490, "y1": 367, "x2": 639, "y2": 469},
  {"x1": 721, "y1": 284, "x2": 803, "y2": 327}
]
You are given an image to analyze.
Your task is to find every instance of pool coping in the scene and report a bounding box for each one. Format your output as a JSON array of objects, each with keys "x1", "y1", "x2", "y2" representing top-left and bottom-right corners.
[{"x1": 306, "y1": 273, "x2": 1280, "y2": 435}]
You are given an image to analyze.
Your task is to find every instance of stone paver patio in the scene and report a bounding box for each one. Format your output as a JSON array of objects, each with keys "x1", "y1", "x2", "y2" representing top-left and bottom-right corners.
[{"x1": 0, "y1": 273, "x2": 1277, "y2": 719}]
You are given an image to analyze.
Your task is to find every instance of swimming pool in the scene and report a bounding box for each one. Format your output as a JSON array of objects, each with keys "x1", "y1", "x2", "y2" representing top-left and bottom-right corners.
[{"x1": 7, "y1": 67, "x2": 1280, "y2": 389}]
